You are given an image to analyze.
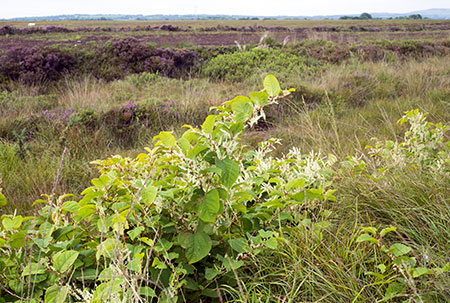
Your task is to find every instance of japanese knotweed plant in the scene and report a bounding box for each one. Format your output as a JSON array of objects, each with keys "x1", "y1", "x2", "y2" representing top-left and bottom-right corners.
[
  {"x1": 0, "y1": 75, "x2": 336, "y2": 302},
  {"x1": 367, "y1": 109, "x2": 450, "y2": 173}
]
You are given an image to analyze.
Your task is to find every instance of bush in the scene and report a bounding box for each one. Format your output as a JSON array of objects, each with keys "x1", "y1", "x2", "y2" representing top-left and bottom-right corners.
[
  {"x1": 0, "y1": 47, "x2": 78, "y2": 84},
  {"x1": 203, "y1": 48, "x2": 321, "y2": 82},
  {"x1": 0, "y1": 76, "x2": 337, "y2": 302}
]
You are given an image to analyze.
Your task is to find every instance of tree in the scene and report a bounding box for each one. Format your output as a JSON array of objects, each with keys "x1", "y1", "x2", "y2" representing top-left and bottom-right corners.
[
  {"x1": 409, "y1": 14, "x2": 422, "y2": 20},
  {"x1": 359, "y1": 12, "x2": 373, "y2": 20}
]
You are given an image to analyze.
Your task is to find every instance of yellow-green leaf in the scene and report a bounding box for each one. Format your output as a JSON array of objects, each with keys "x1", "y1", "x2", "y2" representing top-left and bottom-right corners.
[
  {"x1": 153, "y1": 131, "x2": 176, "y2": 148},
  {"x1": 231, "y1": 96, "x2": 253, "y2": 123},
  {"x1": 142, "y1": 184, "x2": 157, "y2": 205},
  {"x1": 53, "y1": 250, "x2": 80, "y2": 273},
  {"x1": 263, "y1": 75, "x2": 281, "y2": 97}
]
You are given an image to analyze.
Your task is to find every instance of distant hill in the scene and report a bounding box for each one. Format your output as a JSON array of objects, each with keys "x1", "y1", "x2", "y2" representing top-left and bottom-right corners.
[{"x1": 2, "y1": 8, "x2": 450, "y2": 21}]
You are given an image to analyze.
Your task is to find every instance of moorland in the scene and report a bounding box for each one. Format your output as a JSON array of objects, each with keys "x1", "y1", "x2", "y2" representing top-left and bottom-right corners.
[{"x1": 0, "y1": 19, "x2": 449, "y2": 302}]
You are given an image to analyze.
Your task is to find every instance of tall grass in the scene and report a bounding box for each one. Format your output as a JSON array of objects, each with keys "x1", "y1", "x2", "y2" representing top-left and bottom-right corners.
[{"x1": 2, "y1": 56, "x2": 449, "y2": 214}]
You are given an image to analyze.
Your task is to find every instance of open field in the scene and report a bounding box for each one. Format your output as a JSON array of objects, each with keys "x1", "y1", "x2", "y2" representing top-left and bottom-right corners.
[
  {"x1": 0, "y1": 19, "x2": 449, "y2": 302},
  {"x1": 2, "y1": 18, "x2": 450, "y2": 29}
]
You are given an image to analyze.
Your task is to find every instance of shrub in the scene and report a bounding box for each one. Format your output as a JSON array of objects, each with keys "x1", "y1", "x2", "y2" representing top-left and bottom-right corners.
[
  {"x1": 367, "y1": 109, "x2": 450, "y2": 173},
  {"x1": 0, "y1": 47, "x2": 77, "y2": 84},
  {"x1": 0, "y1": 40, "x2": 198, "y2": 85},
  {"x1": 0, "y1": 76, "x2": 337, "y2": 302},
  {"x1": 203, "y1": 48, "x2": 321, "y2": 82}
]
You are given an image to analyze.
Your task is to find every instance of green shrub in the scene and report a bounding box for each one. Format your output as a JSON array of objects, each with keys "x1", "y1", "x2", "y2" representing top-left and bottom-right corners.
[
  {"x1": 203, "y1": 48, "x2": 321, "y2": 82},
  {"x1": 0, "y1": 76, "x2": 337, "y2": 302}
]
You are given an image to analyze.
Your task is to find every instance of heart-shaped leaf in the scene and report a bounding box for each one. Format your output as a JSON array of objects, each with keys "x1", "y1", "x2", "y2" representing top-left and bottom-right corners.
[
  {"x1": 53, "y1": 250, "x2": 80, "y2": 273},
  {"x1": 198, "y1": 189, "x2": 220, "y2": 223}
]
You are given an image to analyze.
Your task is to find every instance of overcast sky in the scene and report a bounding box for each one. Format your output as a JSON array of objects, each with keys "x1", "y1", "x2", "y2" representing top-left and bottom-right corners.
[{"x1": 1, "y1": 0, "x2": 449, "y2": 19}]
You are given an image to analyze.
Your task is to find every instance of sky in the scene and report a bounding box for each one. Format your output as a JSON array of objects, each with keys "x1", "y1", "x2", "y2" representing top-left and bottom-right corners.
[{"x1": 1, "y1": 0, "x2": 449, "y2": 19}]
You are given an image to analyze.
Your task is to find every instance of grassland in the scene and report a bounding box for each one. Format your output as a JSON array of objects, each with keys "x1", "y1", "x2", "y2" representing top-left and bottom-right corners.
[
  {"x1": 0, "y1": 19, "x2": 449, "y2": 302},
  {"x1": 1, "y1": 18, "x2": 448, "y2": 29}
]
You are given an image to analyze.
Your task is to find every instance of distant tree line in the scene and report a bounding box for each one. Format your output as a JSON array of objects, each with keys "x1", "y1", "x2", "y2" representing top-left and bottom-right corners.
[
  {"x1": 340, "y1": 13, "x2": 423, "y2": 20},
  {"x1": 339, "y1": 13, "x2": 373, "y2": 20},
  {"x1": 391, "y1": 14, "x2": 423, "y2": 20}
]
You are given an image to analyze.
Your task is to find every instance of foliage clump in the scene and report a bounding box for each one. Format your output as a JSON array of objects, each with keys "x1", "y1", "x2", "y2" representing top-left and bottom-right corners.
[
  {"x1": 202, "y1": 48, "x2": 321, "y2": 82},
  {"x1": 0, "y1": 76, "x2": 336, "y2": 302}
]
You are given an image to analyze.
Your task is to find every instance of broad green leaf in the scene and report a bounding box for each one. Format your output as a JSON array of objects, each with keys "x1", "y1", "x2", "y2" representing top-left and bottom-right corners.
[
  {"x1": 98, "y1": 267, "x2": 115, "y2": 281},
  {"x1": 153, "y1": 131, "x2": 176, "y2": 148},
  {"x1": 228, "y1": 237, "x2": 250, "y2": 254},
  {"x1": 412, "y1": 267, "x2": 429, "y2": 278},
  {"x1": 32, "y1": 199, "x2": 48, "y2": 206},
  {"x1": 177, "y1": 137, "x2": 191, "y2": 154},
  {"x1": 230, "y1": 121, "x2": 244, "y2": 135},
  {"x1": 8, "y1": 231, "x2": 26, "y2": 248},
  {"x1": 285, "y1": 178, "x2": 305, "y2": 191},
  {"x1": 96, "y1": 238, "x2": 117, "y2": 260},
  {"x1": 265, "y1": 237, "x2": 278, "y2": 249},
  {"x1": 79, "y1": 190, "x2": 104, "y2": 206},
  {"x1": 53, "y1": 250, "x2": 80, "y2": 273},
  {"x1": 140, "y1": 237, "x2": 154, "y2": 246},
  {"x1": 33, "y1": 228, "x2": 53, "y2": 249},
  {"x1": 61, "y1": 201, "x2": 80, "y2": 213},
  {"x1": 22, "y1": 263, "x2": 46, "y2": 276},
  {"x1": 152, "y1": 256, "x2": 167, "y2": 269},
  {"x1": 202, "y1": 115, "x2": 216, "y2": 134},
  {"x1": 263, "y1": 75, "x2": 281, "y2": 97},
  {"x1": 216, "y1": 158, "x2": 240, "y2": 188},
  {"x1": 356, "y1": 234, "x2": 379, "y2": 244},
  {"x1": 198, "y1": 189, "x2": 220, "y2": 223},
  {"x1": 45, "y1": 285, "x2": 69, "y2": 303},
  {"x1": 91, "y1": 175, "x2": 109, "y2": 188},
  {"x1": 231, "y1": 96, "x2": 253, "y2": 123},
  {"x1": 127, "y1": 253, "x2": 144, "y2": 273},
  {"x1": 205, "y1": 267, "x2": 222, "y2": 281},
  {"x1": 188, "y1": 144, "x2": 208, "y2": 159},
  {"x1": 259, "y1": 230, "x2": 274, "y2": 238},
  {"x1": 75, "y1": 205, "x2": 96, "y2": 222},
  {"x1": 140, "y1": 287, "x2": 156, "y2": 297},
  {"x1": 178, "y1": 231, "x2": 212, "y2": 264},
  {"x1": 142, "y1": 184, "x2": 157, "y2": 205},
  {"x1": 388, "y1": 243, "x2": 411, "y2": 257},
  {"x1": 222, "y1": 257, "x2": 244, "y2": 271},
  {"x1": 93, "y1": 280, "x2": 124, "y2": 302},
  {"x1": 249, "y1": 91, "x2": 269, "y2": 107},
  {"x1": 128, "y1": 226, "x2": 145, "y2": 241},
  {"x1": 0, "y1": 193, "x2": 6, "y2": 208},
  {"x1": 380, "y1": 226, "x2": 397, "y2": 237},
  {"x1": 155, "y1": 238, "x2": 173, "y2": 252},
  {"x1": 2, "y1": 216, "x2": 22, "y2": 231},
  {"x1": 361, "y1": 226, "x2": 377, "y2": 235}
]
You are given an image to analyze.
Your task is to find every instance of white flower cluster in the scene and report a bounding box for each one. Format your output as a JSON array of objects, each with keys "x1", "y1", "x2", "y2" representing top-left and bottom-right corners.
[
  {"x1": 369, "y1": 110, "x2": 449, "y2": 173},
  {"x1": 243, "y1": 139, "x2": 334, "y2": 196}
]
